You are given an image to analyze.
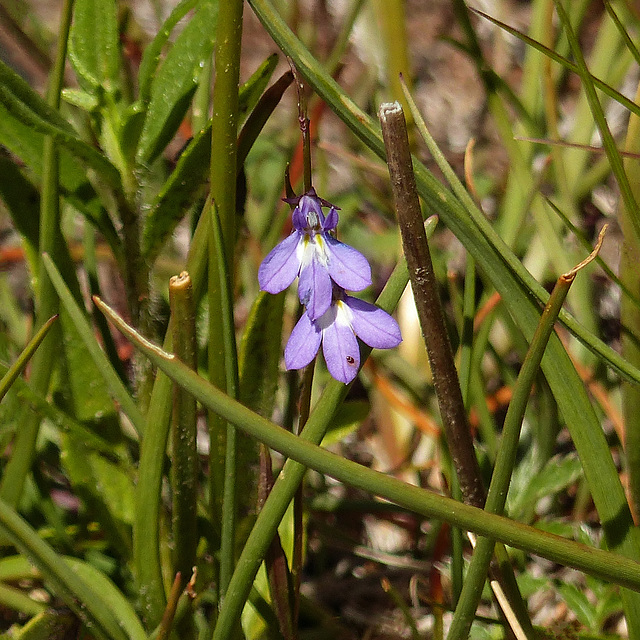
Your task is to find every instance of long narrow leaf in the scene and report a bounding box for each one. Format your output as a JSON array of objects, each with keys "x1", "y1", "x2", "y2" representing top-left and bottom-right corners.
[{"x1": 471, "y1": 8, "x2": 640, "y2": 120}]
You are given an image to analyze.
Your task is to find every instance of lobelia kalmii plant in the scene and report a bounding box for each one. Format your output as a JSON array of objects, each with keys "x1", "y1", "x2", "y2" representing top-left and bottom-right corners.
[{"x1": 258, "y1": 188, "x2": 401, "y2": 383}]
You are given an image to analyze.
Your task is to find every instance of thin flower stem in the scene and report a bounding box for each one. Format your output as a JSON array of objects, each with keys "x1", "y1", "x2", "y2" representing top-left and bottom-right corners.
[
  {"x1": 0, "y1": 0, "x2": 74, "y2": 508},
  {"x1": 290, "y1": 61, "x2": 312, "y2": 192},
  {"x1": 169, "y1": 273, "x2": 199, "y2": 590}
]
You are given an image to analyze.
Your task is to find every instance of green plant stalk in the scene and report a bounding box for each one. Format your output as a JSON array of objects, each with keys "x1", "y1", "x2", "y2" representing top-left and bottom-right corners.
[
  {"x1": 0, "y1": 0, "x2": 74, "y2": 508},
  {"x1": 448, "y1": 233, "x2": 605, "y2": 639},
  {"x1": 94, "y1": 295, "x2": 640, "y2": 595},
  {"x1": 0, "y1": 581, "x2": 47, "y2": 617},
  {"x1": 210, "y1": 204, "x2": 240, "y2": 601},
  {"x1": 169, "y1": 272, "x2": 199, "y2": 589},
  {"x1": 0, "y1": 498, "x2": 129, "y2": 640},
  {"x1": 379, "y1": 101, "x2": 533, "y2": 637},
  {"x1": 207, "y1": 0, "x2": 243, "y2": 566},
  {"x1": 0, "y1": 314, "x2": 57, "y2": 403},
  {"x1": 42, "y1": 254, "x2": 145, "y2": 435},
  {"x1": 621, "y1": 78, "x2": 640, "y2": 521}
]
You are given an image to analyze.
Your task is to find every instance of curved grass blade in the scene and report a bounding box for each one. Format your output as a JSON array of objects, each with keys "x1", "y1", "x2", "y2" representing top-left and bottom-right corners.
[
  {"x1": 471, "y1": 8, "x2": 640, "y2": 120},
  {"x1": 543, "y1": 196, "x2": 640, "y2": 311},
  {"x1": 554, "y1": 0, "x2": 640, "y2": 248},
  {"x1": 0, "y1": 316, "x2": 57, "y2": 403},
  {"x1": 63, "y1": 557, "x2": 147, "y2": 640},
  {"x1": 42, "y1": 253, "x2": 145, "y2": 435},
  {"x1": 0, "y1": 61, "x2": 121, "y2": 188},
  {"x1": 93, "y1": 296, "x2": 640, "y2": 596}
]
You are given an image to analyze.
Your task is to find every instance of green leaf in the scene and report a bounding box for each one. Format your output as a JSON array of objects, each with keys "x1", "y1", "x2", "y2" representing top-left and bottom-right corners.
[
  {"x1": 0, "y1": 500, "x2": 129, "y2": 640},
  {"x1": 322, "y1": 400, "x2": 370, "y2": 447},
  {"x1": 42, "y1": 254, "x2": 145, "y2": 435},
  {"x1": 137, "y1": 0, "x2": 201, "y2": 105},
  {"x1": 61, "y1": 88, "x2": 99, "y2": 111},
  {"x1": 556, "y1": 582, "x2": 597, "y2": 628},
  {"x1": 0, "y1": 61, "x2": 121, "y2": 188},
  {"x1": 0, "y1": 154, "x2": 40, "y2": 257},
  {"x1": 16, "y1": 609, "x2": 77, "y2": 640},
  {"x1": 136, "y1": 0, "x2": 219, "y2": 165},
  {"x1": 0, "y1": 105, "x2": 123, "y2": 259},
  {"x1": 62, "y1": 558, "x2": 146, "y2": 640},
  {"x1": 68, "y1": 0, "x2": 120, "y2": 95},
  {"x1": 509, "y1": 453, "x2": 583, "y2": 519},
  {"x1": 61, "y1": 434, "x2": 133, "y2": 555},
  {"x1": 238, "y1": 53, "x2": 278, "y2": 121},
  {"x1": 239, "y1": 290, "x2": 285, "y2": 418}
]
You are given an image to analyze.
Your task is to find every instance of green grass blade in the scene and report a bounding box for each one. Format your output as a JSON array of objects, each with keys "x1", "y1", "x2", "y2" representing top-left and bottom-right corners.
[
  {"x1": 554, "y1": 0, "x2": 640, "y2": 247},
  {"x1": 0, "y1": 315, "x2": 57, "y2": 403},
  {"x1": 471, "y1": 8, "x2": 640, "y2": 120}
]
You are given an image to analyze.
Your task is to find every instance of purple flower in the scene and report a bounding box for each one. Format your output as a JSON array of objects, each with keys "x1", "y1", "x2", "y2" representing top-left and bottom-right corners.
[
  {"x1": 284, "y1": 288, "x2": 402, "y2": 384},
  {"x1": 258, "y1": 189, "x2": 372, "y2": 320}
]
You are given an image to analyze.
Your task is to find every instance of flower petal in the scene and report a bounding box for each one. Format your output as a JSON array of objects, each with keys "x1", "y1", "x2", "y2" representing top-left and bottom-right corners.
[
  {"x1": 345, "y1": 296, "x2": 402, "y2": 349},
  {"x1": 325, "y1": 236, "x2": 372, "y2": 292},
  {"x1": 258, "y1": 232, "x2": 301, "y2": 293},
  {"x1": 285, "y1": 312, "x2": 322, "y2": 370},
  {"x1": 321, "y1": 309, "x2": 360, "y2": 384},
  {"x1": 298, "y1": 257, "x2": 332, "y2": 320},
  {"x1": 323, "y1": 207, "x2": 339, "y2": 231}
]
